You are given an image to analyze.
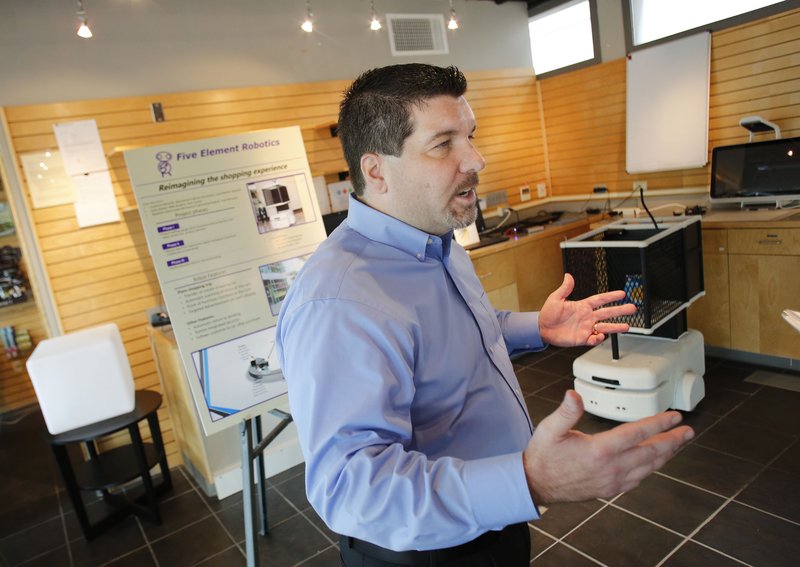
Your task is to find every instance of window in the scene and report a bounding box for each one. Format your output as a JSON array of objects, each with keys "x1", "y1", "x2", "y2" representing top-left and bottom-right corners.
[
  {"x1": 528, "y1": 0, "x2": 600, "y2": 77},
  {"x1": 626, "y1": 0, "x2": 791, "y2": 48}
]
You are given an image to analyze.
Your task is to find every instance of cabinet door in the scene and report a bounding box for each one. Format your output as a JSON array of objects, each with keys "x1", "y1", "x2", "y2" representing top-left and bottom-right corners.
[
  {"x1": 687, "y1": 229, "x2": 730, "y2": 348},
  {"x1": 487, "y1": 283, "x2": 519, "y2": 312},
  {"x1": 514, "y1": 228, "x2": 586, "y2": 312},
  {"x1": 471, "y1": 249, "x2": 518, "y2": 311},
  {"x1": 729, "y1": 254, "x2": 800, "y2": 359}
]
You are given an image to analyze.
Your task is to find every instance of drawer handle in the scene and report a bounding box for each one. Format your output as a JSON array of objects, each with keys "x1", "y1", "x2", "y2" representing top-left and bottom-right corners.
[
  {"x1": 478, "y1": 272, "x2": 493, "y2": 279},
  {"x1": 758, "y1": 239, "x2": 782, "y2": 245}
]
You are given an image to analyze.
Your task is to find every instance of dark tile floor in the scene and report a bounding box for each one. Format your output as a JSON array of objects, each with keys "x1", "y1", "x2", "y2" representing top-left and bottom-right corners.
[{"x1": 1, "y1": 348, "x2": 799, "y2": 566}]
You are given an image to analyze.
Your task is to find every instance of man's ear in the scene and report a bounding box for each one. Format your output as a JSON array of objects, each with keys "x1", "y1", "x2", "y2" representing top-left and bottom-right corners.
[{"x1": 360, "y1": 153, "x2": 388, "y2": 194}]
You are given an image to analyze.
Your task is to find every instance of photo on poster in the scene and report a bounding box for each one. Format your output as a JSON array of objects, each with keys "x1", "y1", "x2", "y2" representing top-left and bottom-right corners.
[
  {"x1": 259, "y1": 253, "x2": 311, "y2": 317},
  {"x1": 247, "y1": 173, "x2": 311, "y2": 234},
  {"x1": 191, "y1": 326, "x2": 286, "y2": 422}
]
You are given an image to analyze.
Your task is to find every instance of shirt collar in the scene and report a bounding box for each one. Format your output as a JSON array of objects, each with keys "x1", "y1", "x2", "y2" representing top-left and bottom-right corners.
[{"x1": 347, "y1": 194, "x2": 453, "y2": 262}]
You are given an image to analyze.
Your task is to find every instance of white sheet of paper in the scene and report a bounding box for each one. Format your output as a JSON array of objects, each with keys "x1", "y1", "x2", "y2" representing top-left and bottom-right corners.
[
  {"x1": 20, "y1": 151, "x2": 76, "y2": 208},
  {"x1": 72, "y1": 170, "x2": 120, "y2": 227},
  {"x1": 454, "y1": 223, "x2": 480, "y2": 247},
  {"x1": 53, "y1": 119, "x2": 108, "y2": 176}
]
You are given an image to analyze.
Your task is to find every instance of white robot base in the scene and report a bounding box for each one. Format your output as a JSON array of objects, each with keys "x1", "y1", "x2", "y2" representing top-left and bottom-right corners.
[{"x1": 573, "y1": 329, "x2": 706, "y2": 422}]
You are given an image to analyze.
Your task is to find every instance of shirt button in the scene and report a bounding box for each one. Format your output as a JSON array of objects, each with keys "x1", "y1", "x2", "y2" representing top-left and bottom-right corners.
[
  {"x1": 427, "y1": 237, "x2": 433, "y2": 244},
  {"x1": 489, "y1": 346, "x2": 494, "y2": 353},
  {"x1": 416, "y1": 253, "x2": 422, "y2": 260}
]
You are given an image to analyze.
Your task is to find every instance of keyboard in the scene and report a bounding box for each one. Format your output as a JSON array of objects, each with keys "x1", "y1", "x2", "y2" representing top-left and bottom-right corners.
[
  {"x1": 463, "y1": 234, "x2": 509, "y2": 251},
  {"x1": 524, "y1": 211, "x2": 564, "y2": 226}
]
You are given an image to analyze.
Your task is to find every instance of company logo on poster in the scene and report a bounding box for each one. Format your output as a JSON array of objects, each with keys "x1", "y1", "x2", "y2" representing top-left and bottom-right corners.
[{"x1": 156, "y1": 151, "x2": 172, "y2": 177}]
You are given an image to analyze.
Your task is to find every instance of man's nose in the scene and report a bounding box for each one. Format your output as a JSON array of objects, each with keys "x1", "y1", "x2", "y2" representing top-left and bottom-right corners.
[{"x1": 460, "y1": 143, "x2": 486, "y2": 174}]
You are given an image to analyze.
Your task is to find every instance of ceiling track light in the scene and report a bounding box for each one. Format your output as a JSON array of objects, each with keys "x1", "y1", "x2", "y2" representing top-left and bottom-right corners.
[
  {"x1": 448, "y1": 0, "x2": 459, "y2": 31},
  {"x1": 301, "y1": 0, "x2": 313, "y2": 33},
  {"x1": 76, "y1": 0, "x2": 92, "y2": 38},
  {"x1": 370, "y1": 0, "x2": 382, "y2": 31}
]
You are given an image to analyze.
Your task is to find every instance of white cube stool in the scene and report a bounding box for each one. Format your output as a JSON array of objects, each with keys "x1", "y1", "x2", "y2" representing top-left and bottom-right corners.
[{"x1": 26, "y1": 323, "x2": 135, "y2": 434}]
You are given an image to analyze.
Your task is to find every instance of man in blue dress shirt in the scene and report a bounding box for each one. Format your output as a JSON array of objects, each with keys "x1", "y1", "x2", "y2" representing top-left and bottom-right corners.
[{"x1": 276, "y1": 64, "x2": 694, "y2": 566}]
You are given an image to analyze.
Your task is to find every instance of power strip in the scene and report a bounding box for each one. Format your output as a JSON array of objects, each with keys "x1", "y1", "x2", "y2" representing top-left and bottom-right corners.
[{"x1": 614, "y1": 208, "x2": 643, "y2": 218}]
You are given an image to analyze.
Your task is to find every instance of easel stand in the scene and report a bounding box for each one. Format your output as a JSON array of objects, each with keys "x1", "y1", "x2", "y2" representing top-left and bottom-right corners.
[{"x1": 240, "y1": 409, "x2": 294, "y2": 567}]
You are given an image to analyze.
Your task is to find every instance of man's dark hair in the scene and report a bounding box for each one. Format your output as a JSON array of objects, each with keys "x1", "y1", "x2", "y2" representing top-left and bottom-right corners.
[{"x1": 338, "y1": 64, "x2": 468, "y2": 196}]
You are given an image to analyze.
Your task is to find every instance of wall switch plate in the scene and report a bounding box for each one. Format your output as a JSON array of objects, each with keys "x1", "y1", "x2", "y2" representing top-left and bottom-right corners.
[
  {"x1": 520, "y1": 186, "x2": 531, "y2": 201},
  {"x1": 536, "y1": 183, "x2": 547, "y2": 198},
  {"x1": 150, "y1": 102, "x2": 165, "y2": 123}
]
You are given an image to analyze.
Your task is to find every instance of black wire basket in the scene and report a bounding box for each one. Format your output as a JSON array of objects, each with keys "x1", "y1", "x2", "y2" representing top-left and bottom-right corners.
[{"x1": 561, "y1": 217, "x2": 704, "y2": 334}]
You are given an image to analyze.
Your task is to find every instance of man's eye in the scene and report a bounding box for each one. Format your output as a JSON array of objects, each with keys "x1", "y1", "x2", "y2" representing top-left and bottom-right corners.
[{"x1": 435, "y1": 140, "x2": 451, "y2": 150}]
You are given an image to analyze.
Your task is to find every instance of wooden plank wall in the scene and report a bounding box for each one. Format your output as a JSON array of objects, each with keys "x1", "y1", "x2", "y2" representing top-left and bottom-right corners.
[
  {"x1": 1, "y1": 6, "x2": 798, "y2": 462},
  {"x1": 0, "y1": 68, "x2": 543, "y2": 464},
  {"x1": 708, "y1": 7, "x2": 800, "y2": 147},
  {"x1": 468, "y1": 69, "x2": 547, "y2": 204},
  {"x1": 540, "y1": 7, "x2": 800, "y2": 197}
]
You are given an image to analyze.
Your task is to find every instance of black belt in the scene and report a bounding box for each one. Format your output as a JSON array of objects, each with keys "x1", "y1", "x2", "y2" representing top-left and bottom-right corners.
[{"x1": 342, "y1": 526, "x2": 504, "y2": 566}]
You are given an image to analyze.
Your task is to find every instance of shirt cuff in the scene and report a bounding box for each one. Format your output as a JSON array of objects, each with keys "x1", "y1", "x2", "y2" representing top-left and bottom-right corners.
[
  {"x1": 463, "y1": 452, "x2": 540, "y2": 529},
  {"x1": 502, "y1": 311, "x2": 546, "y2": 352}
]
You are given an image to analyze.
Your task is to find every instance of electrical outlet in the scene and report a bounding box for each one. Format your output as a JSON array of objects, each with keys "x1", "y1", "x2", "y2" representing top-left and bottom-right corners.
[
  {"x1": 484, "y1": 190, "x2": 508, "y2": 207},
  {"x1": 519, "y1": 186, "x2": 531, "y2": 201},
  {"x1": 633, "y1": 180, "x2": 648, "y2": 193},
  {"x1": 536, "y1": 183, "x2": 547, "y2": 198}
]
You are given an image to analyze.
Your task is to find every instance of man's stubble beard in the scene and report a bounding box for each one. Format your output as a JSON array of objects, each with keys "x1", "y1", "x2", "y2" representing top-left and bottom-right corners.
[
  {"x1": 446, "y1": 200, "x2": 478, "y2": 229},
  {"x1": 445, "y1": 173, "x2": 480, "y2": 229}
]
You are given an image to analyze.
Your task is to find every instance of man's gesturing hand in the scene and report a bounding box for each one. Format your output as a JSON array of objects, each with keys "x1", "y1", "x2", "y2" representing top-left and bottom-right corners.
[
  {"x1": 522, "y1": 390, "x2": 694, "y2": 505},
  {"x1": 538, "y1": 273, "x2": 637, "y2": 347}
]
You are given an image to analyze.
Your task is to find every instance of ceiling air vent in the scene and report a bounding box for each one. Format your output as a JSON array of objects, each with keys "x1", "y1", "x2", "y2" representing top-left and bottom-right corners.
[{"x1": 386, "y1": 14, "x2": 449, "y2": 56}]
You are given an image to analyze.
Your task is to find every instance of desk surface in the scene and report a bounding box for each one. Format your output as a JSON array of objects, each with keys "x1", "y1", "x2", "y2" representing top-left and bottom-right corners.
[
  {"x1": 49, "y1": 390, "x2": 161, "y2": 445},
  {"x1": 702, "y1": 208, "x2": 800, "y2": 227}
]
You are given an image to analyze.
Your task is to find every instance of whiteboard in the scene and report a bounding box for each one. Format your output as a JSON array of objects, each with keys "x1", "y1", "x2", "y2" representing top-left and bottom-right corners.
[{"x1": 626, "y1": 32, "x2": 711, "y2": 174}]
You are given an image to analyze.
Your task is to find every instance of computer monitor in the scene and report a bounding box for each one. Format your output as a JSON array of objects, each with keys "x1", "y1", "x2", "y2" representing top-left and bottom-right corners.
[{"x1": 710, "y1": 136, "x2": 800, "y2": 207}]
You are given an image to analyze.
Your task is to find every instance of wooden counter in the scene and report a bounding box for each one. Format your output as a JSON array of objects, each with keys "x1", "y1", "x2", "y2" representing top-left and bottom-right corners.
[{"x1": 470, "y1": 209, "x2": 800, "y2": 362}]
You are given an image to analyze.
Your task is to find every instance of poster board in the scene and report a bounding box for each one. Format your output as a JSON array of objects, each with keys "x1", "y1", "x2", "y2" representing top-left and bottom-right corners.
[
  {"x1": 125, "y1": 127, "x2": 326, "y2": 435},
  {"x1": 626, "y1": 32, "x2": 711, "y2": 174}
]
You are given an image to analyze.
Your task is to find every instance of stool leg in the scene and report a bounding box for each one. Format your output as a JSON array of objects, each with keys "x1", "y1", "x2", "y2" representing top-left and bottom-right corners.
[
  {"x1": 85, "y1": 441, "x2": 113, "y2": 501},
  {"x1": 51, "y1": 444, "x2": 95, "y2": 540},
  {"x1": 129, "y1": 423, "x2": 161, "y2": 524},
  {"x1": 147, "y1": 412, "x2": 172, "y2": 490}
]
